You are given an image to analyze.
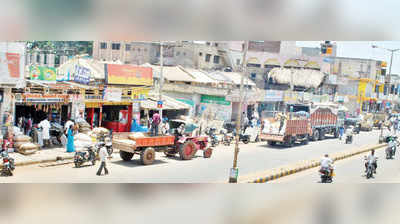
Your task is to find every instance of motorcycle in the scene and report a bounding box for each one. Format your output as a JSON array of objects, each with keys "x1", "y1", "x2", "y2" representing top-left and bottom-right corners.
[
  {"x1": 319, "y1": 166, "x2": 334, "y2": 183},
  {"x1": 233, "y1": 129, "x2": 250, "y2": 144},
  {"x1": 205, "y1": 127, "x2": 219, "y2": 147},
  {"x1": 74, "y1": 145, "x2": 97, "y2": 168},
  {"x1": 365, "y1": 156, "x2": 377, "y2": 179},
  {"x1": 50, "y1": 122, "x2": 64, "y2": 146},
  {"x1": 222, "y1": 132, "x2": 233, "y2": 146},
  {"x1": 1, "y1": 150, "x2": 15, "y2": 176},
  {"x1": 386, "y1": 145, "x2": 396, "y2": 159},
  {"x1": 345, "y1": 134, "x2": 353, "y2": 144}
]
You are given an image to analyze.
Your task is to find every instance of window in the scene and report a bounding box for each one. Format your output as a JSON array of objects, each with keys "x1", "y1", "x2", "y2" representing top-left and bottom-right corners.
[
  {"x1": 215, "y1": 43, "x2": 219, "y2": 47},
  {"x1": 44, "y1": 54, "x2": 47, "y2": 64},
  {"x1": 206, "y1": 42, "x2": 211, "y2": 46},
  {"x1": 236, "y1": 59, "x2": 240, "y2": 65},
  {"x1": 199, "y1": 52, "x2": 203, "y2": 56},
  {"x1": 183, "y1": 52, "x2": 186, "y2": 56},
  {"x1": 138, "y1": 48, "x2": 141, "y2": 52},
  {"x1": 205, "y1": 54, "x2": 211, "y2": 62},
  {"x1": 112, "y1": 43, "x2": 121, "y2": 50},
  {"x1": 132, "y1": 48, "x2": 135, "y2": 51},
  {"x1": 100, "y1": 42, "x2": 107, "y2": 49},
  {"x1": 213, "y1": 55, "x2": 220, "y2": 64},
  {"x1": 36, "y1": 54, "x2": 40, "y2": 63},
  {"x1": 125, "y1": 44, "x2": 131, "y2": 51},
  {"x1": 247, "y1": 63, "x2": 261, "y2": 68},
  {"x1": 250, "y1": 73, "x2": 257, "y2": 81},
  {"x1": 144, "y1": 48, "x2": 147, "y2": 52},
  {"x1": 176, "y1": 51, "x2": 180, "y2": 56}
]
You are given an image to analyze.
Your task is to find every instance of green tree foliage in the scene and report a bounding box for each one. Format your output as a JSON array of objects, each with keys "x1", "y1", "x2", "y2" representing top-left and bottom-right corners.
[{"x1": 26, "y1": 41, "x2": 93, "y2": 56}]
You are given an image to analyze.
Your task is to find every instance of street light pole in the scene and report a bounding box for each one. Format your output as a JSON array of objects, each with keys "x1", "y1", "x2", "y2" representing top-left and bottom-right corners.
[
  {"x1": 159, "y1": 42, "x2": 164, "y2": 122},
  {"x1": 229, "y1": 40, "x2": 248, "y2": 183},
  {"x1": 372, "y1": 45, "x2": 400, "y2": 143}
]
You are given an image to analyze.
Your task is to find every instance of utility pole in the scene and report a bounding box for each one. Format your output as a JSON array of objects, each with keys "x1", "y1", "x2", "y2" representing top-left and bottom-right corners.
[
  {"x1": 229, "y1": 40, "x2": 248, "y2": 183},
  {"x1": 159, "y1": 42, "x2": 164, "y2": 122},
  {"x1": 372, "y1": 45, "x2": 400, "y2": 143}
]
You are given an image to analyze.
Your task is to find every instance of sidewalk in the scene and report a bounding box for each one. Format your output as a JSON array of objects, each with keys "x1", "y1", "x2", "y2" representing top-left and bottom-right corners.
[{"x1": 6, "y1": 147, "x2": 120, "y2": 167}]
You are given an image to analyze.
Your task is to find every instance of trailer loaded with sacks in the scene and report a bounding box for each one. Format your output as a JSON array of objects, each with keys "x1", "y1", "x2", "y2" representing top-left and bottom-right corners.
[{"x1": 260, "y1": 102, "x2": 343, "y2": 147}]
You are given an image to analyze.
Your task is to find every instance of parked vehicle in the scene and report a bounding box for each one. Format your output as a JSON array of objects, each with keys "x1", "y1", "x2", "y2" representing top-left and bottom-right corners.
[
  {"x1": 221, "y1": 129, "x2": 233, "y2": 146},
  {"x1": 319, "y1": 166, "x2": 334, "y2": 183},
  {"x1": 50, "y1": 122, "x2": 64, "y2": 146},
  {"x1": 260, "y1": 102, "x2": 342, "y2": 147},
  {"x1": 233, "y1": 129, "x2": 250, "y2": 144},
  {"x1": 359, "y1": 113, "x2": 374, "y2": 132},
  {"x1": 114, "y1": 120, "x2": 213, "y2": 165},
  {"x1": 373, "y1": 113, "x2": 387, "y2": 129},
  {"x1": 1, "y1": 150, "x2": 15, "y2": 176},
  {"x1": 74, "y1": 145, "x2": 97, "y2": 168},
  {"x1": 345, "y1": 117, "x2": 361, "y2": 134}
]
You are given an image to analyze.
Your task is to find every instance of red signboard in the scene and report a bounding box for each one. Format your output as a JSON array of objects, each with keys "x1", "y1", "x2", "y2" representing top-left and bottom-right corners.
[{"x1": 105, "y1": 64, "x2": 153, "y2": 86}]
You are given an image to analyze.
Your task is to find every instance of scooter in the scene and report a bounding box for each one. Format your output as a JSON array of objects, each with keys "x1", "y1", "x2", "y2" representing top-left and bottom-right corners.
[
  {"x1": 1, "y1": 150, "x2": 15, "y2": 176},
  {"x1": 365, "y1": 157, "x2": 377, "y2": 179},
  {"x1": 74, "y1": 145, "x2": 97, "y2": 168},
  {"x1": 319, "y1": 166, "x2": 334, "y2": 183}
]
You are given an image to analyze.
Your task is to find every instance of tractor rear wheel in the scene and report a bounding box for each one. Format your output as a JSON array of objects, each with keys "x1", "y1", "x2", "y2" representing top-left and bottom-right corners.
[
  {"x1": 120, "y1": 150, "x2": 134, "y2": 161},
  {"x1": 140, "y1": 147, "x2": 156, "y2": 165},
  {"x1": 179, "y1": 141, "x2": 197, "y2": 160}
]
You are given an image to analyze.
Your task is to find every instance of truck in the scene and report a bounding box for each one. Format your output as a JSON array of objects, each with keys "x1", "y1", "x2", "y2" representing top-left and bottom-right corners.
[{"x1": 260, "y1": 102, "x2": 343, "y2": 147}]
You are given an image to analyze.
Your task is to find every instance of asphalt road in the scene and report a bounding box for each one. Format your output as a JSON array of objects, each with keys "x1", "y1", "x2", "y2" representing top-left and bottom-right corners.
[
  {"x1": 0, "y1": 130, "x2": 383, "y2": 183},
  {"x1": 271, "y1": 141, "x2": 400, "y2": 183}
]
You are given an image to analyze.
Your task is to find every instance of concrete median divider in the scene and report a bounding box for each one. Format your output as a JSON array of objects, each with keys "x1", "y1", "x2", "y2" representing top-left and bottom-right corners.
[{"x1": 240, "y1": 143, "x2": 387, "y2": 183}]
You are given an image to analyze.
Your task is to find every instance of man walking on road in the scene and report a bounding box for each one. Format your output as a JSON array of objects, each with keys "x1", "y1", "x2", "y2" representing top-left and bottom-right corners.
[{"x1": 96, "y1": 146, "x2": 109, "y2": 176}]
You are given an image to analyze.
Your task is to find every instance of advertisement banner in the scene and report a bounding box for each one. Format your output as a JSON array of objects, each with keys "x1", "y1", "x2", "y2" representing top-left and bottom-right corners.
[
  {"x1": 200, "y1": 95, "x2": 230, "y2": 105},
  {"x1": 74, "y1": 65, "x2": 91, "y2": 85},
  {"x1": 30, "y1": 66, "x2": 57, "y2": 82},
  {"x1": 103, "y1": 88, "x2": 122, "y2": 102},
  {"x1": 131, "y1": 88, "x2": 149, "y2": 101},
  {"x1": 264, "y1": 90, "x2": 284, "y2": 102},
  {"x1": 0, "y1": 42, "x2": 25, "y2": 86},
  {"x1": 105, "y1": 64, "x2": 153, "y2": 86}
]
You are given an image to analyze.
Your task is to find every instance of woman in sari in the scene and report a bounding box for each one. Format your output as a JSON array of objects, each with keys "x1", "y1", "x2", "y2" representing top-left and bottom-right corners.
[{"x1": 66, "y1": 123, "x2": 75, "y2": 153}]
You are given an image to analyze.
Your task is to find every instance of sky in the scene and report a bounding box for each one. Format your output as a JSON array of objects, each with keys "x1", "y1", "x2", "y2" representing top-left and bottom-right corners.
[{"x1": 297, "y1": 41, "x2": 400, "y2": 74}]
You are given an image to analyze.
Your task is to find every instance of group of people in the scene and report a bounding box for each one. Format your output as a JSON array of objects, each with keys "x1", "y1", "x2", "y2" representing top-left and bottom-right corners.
[
  {"x1": 147, "y1": 112, "x2": 171, "y2": 136},
  {"x1": 242, "y1": 112, "x2": 261, "y2": 133}
]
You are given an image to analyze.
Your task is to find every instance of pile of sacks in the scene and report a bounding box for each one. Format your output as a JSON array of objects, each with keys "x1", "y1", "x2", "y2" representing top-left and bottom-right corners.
[
  {"x1": 14, "y1": 135, "x2": 39, "y2": 155},
  {"x1": 74, "y1": 133, "x2": 94, "y2": 150},
  {"x1": 128, "y1": 132, "x2": 146, "y2": 140},
  {"x1": 76, "y1": 120, "x2": 91, "y2": 134}
]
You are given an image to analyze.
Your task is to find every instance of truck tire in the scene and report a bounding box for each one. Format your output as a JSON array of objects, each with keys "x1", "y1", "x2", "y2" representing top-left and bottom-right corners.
[
  {"x1": 285, "y1": 137, "x2": 295, "y2": 147},
  {"x1": 302, "y1": 135, "x2": 309, "y2": 145},
  {"x1": 120, "y1": 150, "x2": 134, "y2": 161},
  {"x1": 179, "y1": 141, "x2": 197, "y2": 160},
  {"x1": 140, "y1": 147, "x2": 156, "y2": 165},
  {"x1": 267, "y1": 141, "x2": 276, "y2": 146},
  {"x1": 319, "y1": 129, "x2": 326, "y2": 140},
  {"x1": 311, "y1": 130, "x2": 319, "y2": 141}
]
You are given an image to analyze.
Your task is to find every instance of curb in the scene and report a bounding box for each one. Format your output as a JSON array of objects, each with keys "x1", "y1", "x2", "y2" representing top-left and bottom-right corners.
[
  {"x1": 13, "y1": 150, "x2": 120, "y2": 167},
  {"x1": 242, "y1": 143, "x2": 387, "y2": 183}
]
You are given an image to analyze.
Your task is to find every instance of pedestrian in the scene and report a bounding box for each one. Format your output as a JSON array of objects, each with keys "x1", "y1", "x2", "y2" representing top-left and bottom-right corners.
[
  {"x1": 96, "y1": 145, "x2": 109, "y2": 176},
  {"x1": 38, "y1": 116, "x2": 51, "y2": 148},
  {"x1": 151, "y1": 111, "x2": 161, "y2": 136},
  {"x1": 339, "y1": 126, "x2": 344, "y2": 140},
  {"x1": 66, "y1": 122, "x2": 75, "y2": 153},
  {"x1": 64, "y1": 118, "x2": 74, "y2": 135},
  {"x1": 161, "y1": 118, "x2": 170, "y2": 135},
  {"x1": 25, "y1": 115, "x2": 32, "y2": 137}
]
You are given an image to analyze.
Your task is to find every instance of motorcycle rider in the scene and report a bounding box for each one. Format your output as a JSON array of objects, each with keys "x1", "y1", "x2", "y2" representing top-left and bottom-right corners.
[
  {"x1": 388, "y1": 136, "x2": 396, "y2": 156},
  {"x1": 320, "y1": 154, "x2": 334, "y2": 175},
  {"x1": 345, "y1": 125, "x2": 354, "y2": 142},
  {"x1": 365, "y1": 150, "x2": 378, "y2": 174}
]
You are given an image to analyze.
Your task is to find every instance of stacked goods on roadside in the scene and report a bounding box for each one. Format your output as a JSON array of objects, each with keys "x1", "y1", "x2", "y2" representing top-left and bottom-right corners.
[
  {"x1": 76, "y1": 120, "x2": 91, "y2": 134},
  {"x1": 13, "y1": 135, "x2": 40, "y2": 155},
  {"x1": 18, "y1": 142, "x2": 40, "y2": 155}
]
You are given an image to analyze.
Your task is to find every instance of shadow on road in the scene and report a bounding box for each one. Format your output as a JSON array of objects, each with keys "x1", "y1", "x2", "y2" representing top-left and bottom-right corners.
[{"x1": 111, "y1": 159, "x2": 168, "y2": 168}]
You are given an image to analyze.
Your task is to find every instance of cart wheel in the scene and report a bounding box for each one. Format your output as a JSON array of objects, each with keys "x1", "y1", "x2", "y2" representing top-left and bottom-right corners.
[
  {"x1": 203, "y1": 148, "x2": 212, "y2": 158},
  {"x1": 120, "y1": 151, "x2": 134, "y2": 161},
  {"x1": 179, "y1": 141, "x2": 196, "y2": 160},
  {"x1": 140, "y1": 147, "x2": 156, "y2": 165}
]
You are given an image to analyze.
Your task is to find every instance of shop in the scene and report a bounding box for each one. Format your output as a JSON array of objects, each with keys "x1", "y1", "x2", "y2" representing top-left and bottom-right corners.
[{"x1": 199, "y1": 94, "x2": 232, "y2": 121}]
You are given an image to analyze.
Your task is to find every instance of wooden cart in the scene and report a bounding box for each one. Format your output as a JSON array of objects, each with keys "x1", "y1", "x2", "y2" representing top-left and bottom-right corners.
[{"x1": 113, "y1": 133, "x2": 213, "y2": 165}]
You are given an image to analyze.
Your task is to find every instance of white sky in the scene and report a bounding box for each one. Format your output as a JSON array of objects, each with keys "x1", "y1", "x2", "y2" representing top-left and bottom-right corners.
[{"x1": 297, "y1": 41, "x2": 400, "y2": 74}]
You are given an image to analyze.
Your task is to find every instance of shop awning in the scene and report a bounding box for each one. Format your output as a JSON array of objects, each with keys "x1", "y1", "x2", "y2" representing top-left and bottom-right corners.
[{"x1": 140, "y1": 95, "x2": 190, "y2": 110}]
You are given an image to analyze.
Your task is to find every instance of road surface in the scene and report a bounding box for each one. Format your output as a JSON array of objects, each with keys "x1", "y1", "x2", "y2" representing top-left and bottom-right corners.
[
  {"x1": 0, "y1": 130, "x2": 383, "y2": 183},
  {"x1": 271, "y1": 142, "x2": 400, "y2": 183}
]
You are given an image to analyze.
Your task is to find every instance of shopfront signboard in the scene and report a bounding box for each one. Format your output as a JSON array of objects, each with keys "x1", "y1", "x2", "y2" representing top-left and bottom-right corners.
[
  {"x1": 19, "y1": 94, "x2": 69, "y2": 103},
  {"x1": 30, "y1": 66, "x2": 57, "y2": 82},
  {"x1": 264, "y1": 90, "x2": 284, "y2": 102},
  {"x1": 74, "y1": 65, "x2": 91, "y2": 85},
  {"x1": 0, "y1": 42, "x2": 25, "y2": 86},
  {"x1": 105, "y1": 64, "x2": 153, "y2": 86},
  {"x1": 131, "y1": 88, "x2": 149, "y2": 101},
  {"x1": 201, "y1": 95, "x2": 230, "y2": 106},
  {"x1": 103, "y1": 87, "x2": 122, "y2": 102}
]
